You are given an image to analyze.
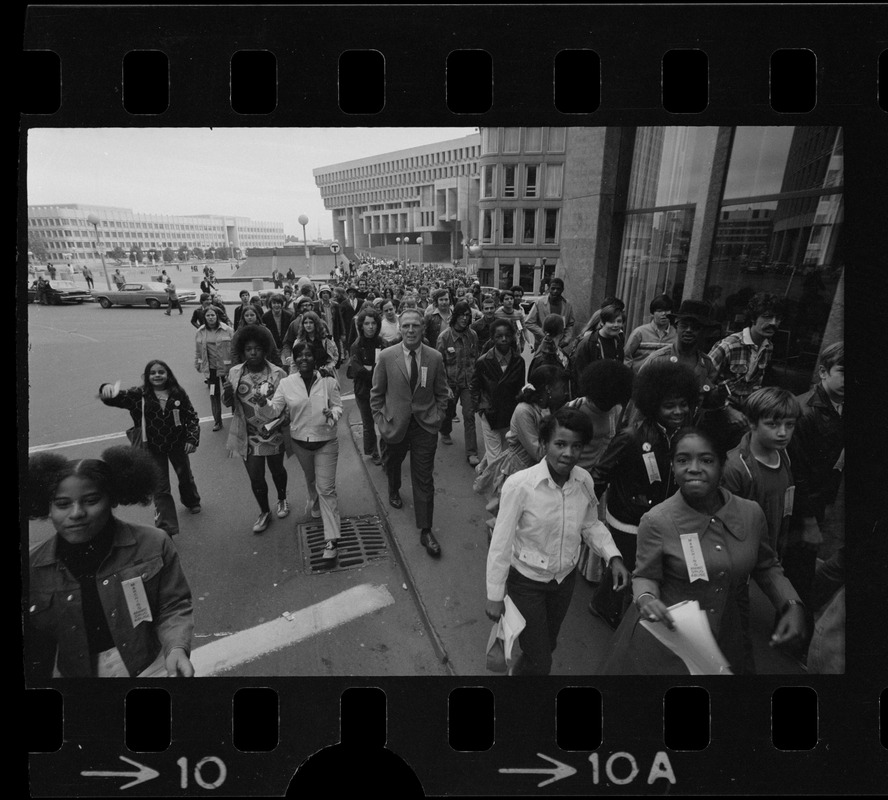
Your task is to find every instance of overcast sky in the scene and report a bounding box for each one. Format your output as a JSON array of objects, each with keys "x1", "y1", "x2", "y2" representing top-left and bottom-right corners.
[{"x1": 26, "y1": 127, "x2": 477, "y2": 239}]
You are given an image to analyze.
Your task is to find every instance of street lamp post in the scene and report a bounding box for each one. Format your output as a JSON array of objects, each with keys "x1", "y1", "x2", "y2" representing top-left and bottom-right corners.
[
  {"x1": 86, "y1": 213, "x2": 112, "y2": 290},
  {"x1": 298, "y1": 214, "x2": 310, "y2": 260},
  {"x1": 416, "y1": 236, "x2": 423, "y2": 266},
  {"x1": 396, "y1": 236, "x2": 402, "y2": 264}
]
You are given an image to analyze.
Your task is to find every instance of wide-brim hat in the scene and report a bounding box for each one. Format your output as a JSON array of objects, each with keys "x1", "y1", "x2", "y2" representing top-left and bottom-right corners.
[
  {"x1": 319, "y1": 284, "x2": 332, "y2": 296},
  {"x1": 669, "y1": 299, "x2": 714, "y2": 326}
]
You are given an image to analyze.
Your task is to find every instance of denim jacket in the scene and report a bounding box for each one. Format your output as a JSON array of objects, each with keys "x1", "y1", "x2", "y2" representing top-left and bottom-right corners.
[{"x1": 27, "y1": 519, "x2": 194, "y2": 679}]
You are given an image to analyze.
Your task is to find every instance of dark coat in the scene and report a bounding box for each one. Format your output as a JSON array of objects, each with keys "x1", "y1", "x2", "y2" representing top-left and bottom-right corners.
[
  {"x1": 470, "y1": 347, "x2": 526, "y2": 430},
  {"x1": 261, "y1": 309, "x2": 295, "y2": 350}
]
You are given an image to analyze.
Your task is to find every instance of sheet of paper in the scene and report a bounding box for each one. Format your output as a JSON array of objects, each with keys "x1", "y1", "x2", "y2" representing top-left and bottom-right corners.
[
  {"x1": 639, "y1": 599, "x2": 732, "y2": 675},
  {"x1": 501, "y1": 596, "x2": 526, "y2": 664}
]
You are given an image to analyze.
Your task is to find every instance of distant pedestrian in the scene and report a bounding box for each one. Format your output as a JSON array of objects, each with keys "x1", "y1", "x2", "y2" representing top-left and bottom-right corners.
[
  {"x1": 194, "y1": 307, "x2": 234, "y2": 431},
  {"x1": 47, "y1": 263, "x2": 57, "y2": 280},
  {"x1": 82, "y1": 265, "x2": 95, "y2": 290},
  {"x1": 113, "y1": 269, "x2": 125, "y2": 290},
  {"x1": 163, "y1": 278, "x2": 183, "y2": 316}
]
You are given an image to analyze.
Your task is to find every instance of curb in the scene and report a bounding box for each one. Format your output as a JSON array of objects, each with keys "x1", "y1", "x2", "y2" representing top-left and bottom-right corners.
[{"x1": 346, "y1": 412, "x2": 456, "y2": 676}]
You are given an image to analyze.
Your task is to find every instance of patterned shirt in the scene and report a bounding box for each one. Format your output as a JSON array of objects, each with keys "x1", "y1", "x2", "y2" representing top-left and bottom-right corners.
[
  {"x1": 235, "y1": 366, "x2": 286, "y2": 456},
  {"x1": 708, "y1": 327, "x2": 774, "y2": 403}
]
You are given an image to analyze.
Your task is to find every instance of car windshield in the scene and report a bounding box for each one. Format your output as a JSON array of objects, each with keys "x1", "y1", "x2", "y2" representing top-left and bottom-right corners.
[
  {"x1": 51, "y1": 281, "x2": 78, "y2": 289},
  {"x1": 123, "y1": 284, "x2": 143, "y2": 290}
]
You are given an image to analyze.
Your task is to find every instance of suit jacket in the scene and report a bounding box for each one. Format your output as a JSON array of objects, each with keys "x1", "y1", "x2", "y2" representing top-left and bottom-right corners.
[
  {"x1": 262, "y1": 309, "x2": 295, "y2": 349},
  {"x1": 338, "y1": 298, "x2": 360, "y2": 348},
  {"x1": 370, "y1": 344, "x2": 450, "y2": 443}
]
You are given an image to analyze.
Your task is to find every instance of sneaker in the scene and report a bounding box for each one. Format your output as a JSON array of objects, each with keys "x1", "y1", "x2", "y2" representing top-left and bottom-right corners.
[
  {"x1": 307, "y1": 500, "x2": 321, "y2": 519},
  {"x1": 441, "y1": 434, "x2": 453, "y2": 445},
  {"x1": 252, "y1": 511, "x2": 271, "y2": 533},
  {"x1": 467, "y1": 455, "x2": 480, "y2": 467},
  {"x1": 276, "y1": 499, "x2": 290, "y2": 518},
  {"x1": 321, "y1": 540, "x2": 338, "y2": 561}
]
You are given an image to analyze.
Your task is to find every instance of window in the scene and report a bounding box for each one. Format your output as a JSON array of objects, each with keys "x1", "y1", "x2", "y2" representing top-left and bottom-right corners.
[
  {"x1": 525, "y1": 165, "x2": 538, "y2": 198},
  {"x1": 481, "y1": 210, "x2": 493, "y2": 243},
  {"x1": 522, "y1": 209, "x2": 536, "y2": 243},
  {"x1": 543, "y1": 209, "x2": 559, "y2": 243},
  {"x1": 503, "y1": 165, "x2": 516, "y2": 198},
  {"x1": 482, "y1": 127, "x2": 498, "y2": 154},
  {"x1": 482, "y1": 165, "x2": 496, "y2": 199},
  {"x1": 525, "y1": 127, "x2": 543, "y2": 152},
  {"x1": 544, "y1": 164, "x2": 563, "y2": 198},
  {"x1": 501, "y1": 209, "x2": 515, "y2": 243},
  {"x1": 548, "y1": 127, "x2": 566, "y2": 152},
  {"x1": 503, "y1": 127, "x2": 520, "y2": 152}
]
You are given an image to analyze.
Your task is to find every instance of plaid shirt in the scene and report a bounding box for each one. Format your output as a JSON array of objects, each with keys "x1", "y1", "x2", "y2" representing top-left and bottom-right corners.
[
  {"x1": 436, "y1": 326, "x2": 479, "y2": 389},
  {"x1": 708, "y1": 328, "x2": 774, "y2": 403}
]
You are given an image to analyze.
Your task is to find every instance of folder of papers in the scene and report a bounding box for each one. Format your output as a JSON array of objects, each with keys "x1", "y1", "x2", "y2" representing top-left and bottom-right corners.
[{"x1": 639, "y1": 599, "x2": 733, "y2": 675}]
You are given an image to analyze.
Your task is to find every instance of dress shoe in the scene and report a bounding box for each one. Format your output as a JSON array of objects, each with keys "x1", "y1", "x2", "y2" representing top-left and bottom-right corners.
[
  {"x1": 440, "y1": 434, "x2": 453, "y2": 445},
  {"x1": 420, "y1": 528, "x2": 441, "y2": 557},
  {"x1": 389, "y1": 493, "x2": 403, "y2": 509},
  {"x1": 370, "y1": 451, "x2": 383, "y2": 465},
  {"x1": 212, "y1": 421, "x2": 223, "y2": 431},
  {"x1": 188, "y1": 505, "x2": 201, "y2": 514},
  {"x1": 467, "y1": 455, "x2": 480, "y2": 467}
]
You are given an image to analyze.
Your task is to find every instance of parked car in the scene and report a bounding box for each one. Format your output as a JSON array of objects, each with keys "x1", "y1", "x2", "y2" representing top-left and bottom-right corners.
[
  {"x1": 92, "y1": 282, "x2": 197, "y2": 309},
  {"x1": 28, "y1": 280, "x2": 93, "y2": 305}
]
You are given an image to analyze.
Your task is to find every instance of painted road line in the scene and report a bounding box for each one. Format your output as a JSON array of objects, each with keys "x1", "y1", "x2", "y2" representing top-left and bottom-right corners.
[
  {"x1": 190, "y1": 583, "x2": 395, "y2": 676},
  {"x1": 27, "y1": 395, "x2": 356, "y2": 453}
]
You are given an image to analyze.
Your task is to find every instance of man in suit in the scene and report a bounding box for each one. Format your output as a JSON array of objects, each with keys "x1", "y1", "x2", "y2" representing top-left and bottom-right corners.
[
  {"x1": 371, "y1": 308, "x2": 450, "y2": 557},
  {"x1": 339, "y1": 285, "x2": 361, "y2": 351}
]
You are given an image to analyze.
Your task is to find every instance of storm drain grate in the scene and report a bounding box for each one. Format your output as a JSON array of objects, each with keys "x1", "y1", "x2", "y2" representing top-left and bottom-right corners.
[{"x1": 297, "y1": 514, "x2": 389, "y2": 574}]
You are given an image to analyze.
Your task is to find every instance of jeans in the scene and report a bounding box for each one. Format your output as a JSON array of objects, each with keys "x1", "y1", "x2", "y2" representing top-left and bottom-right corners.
[
  {"x1": 384, "y1": 417, "x2": 438, "y2": 529},
  {"x1": 354, "y1": 393, "x2": 379, "y2": 455},
  {"x1": 150, "y1": 447, "x2": 201, "y2": 536},
  {"x1": 478, "y1": 413, "x2": 507, "y2": 463},
  {"x1": 439, "y1": 386, "x2": 477, "y2": 456},
  {"x1": 207, "y1": 369, "x2": 223, "y2": 424},
  {"x1": 292, "y1": 438, "x2": 341, "y2": 541},
  {"x1": 243, "y1": 453, "x2": 288, "y2": 513},
  {"x1": 507, "y1": 566, "x2": 577, "y2": 676}
]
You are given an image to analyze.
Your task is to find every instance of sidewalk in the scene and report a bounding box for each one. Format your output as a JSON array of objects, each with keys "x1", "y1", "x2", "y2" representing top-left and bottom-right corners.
[{"x1": 346, "y1": 404, "x2": 805, "y2": 677}]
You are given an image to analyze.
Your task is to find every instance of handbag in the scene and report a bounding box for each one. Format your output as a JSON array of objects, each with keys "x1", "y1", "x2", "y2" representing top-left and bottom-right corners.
[{"x1": 125, "y1": 395, "x2": 148, "y2": 448}]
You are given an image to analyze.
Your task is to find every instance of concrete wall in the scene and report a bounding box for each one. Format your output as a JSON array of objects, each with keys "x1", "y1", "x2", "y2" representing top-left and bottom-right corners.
[{"x1": 559, "y1": 127, "x2": 631, "y2": 327}]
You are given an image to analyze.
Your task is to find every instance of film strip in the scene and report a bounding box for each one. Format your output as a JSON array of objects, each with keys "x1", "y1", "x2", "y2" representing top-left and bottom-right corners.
[{"x1": 19, "y1": 4, "x2": 887, "y2": 796}]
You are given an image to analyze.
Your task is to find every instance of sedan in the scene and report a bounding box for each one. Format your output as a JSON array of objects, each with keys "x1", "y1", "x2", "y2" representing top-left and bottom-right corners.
[
  {"x1": 28, "y1": 280, "x2": 93, "y2": 305},
  {"x1": 92, "y1": 282, "x2": 197, "y2": 309}
]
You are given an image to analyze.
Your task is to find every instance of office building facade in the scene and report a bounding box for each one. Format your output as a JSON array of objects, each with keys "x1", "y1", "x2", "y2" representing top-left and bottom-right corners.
[
  {"x1": 313, "y1": 134, "x2": 482, "y2": 265},
  {"x1": 27, "y1": 203, "x2": 285, "y2": 264}
]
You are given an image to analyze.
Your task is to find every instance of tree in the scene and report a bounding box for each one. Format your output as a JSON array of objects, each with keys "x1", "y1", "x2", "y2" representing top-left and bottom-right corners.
[
  {"x1": 129, "y1": 245, "x2": 144, "y2": 264},
  {"x1": 163, "y1": 247, "x2": 175, "y2": 263},
  {"x1": 110, "y1": 246, "x2": 127, "y2": 261},
  {"x1": 192, "y1": 246, "x2": 204, "y2": 259},
  {"x1": 177, "y1": 245, "x2": 190, "y2": 261},
  {"x1": 216, "y1": 246, "x2": 230, "y2": 260},
  {"x1": 29, "y1": 234, "x2": 51, "y2": 263}
]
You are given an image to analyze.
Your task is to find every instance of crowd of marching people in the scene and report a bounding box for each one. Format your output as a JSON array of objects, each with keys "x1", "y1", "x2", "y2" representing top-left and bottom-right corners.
[{"x1": 27, "y1": 257, "x2": 844, "y2": 678}]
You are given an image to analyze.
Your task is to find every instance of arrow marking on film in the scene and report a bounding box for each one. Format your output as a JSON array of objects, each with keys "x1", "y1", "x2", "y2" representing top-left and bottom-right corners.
[
  {"x1": 81, "y1": 756, "x2": 159, "y2": 790},
  {"x1": 500, "y1": 753, "x2": 577, "y2": 787}
]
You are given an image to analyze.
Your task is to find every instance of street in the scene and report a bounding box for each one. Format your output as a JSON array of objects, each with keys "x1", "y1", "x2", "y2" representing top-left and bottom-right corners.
[{"x1": 25, "y1": 292, "x2": 803, "y2": 676}]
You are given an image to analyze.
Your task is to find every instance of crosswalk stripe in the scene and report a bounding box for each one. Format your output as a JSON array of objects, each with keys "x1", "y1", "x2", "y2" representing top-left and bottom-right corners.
[{"x1": 190, "y1": 583, "x2": 395, "y2": 676}]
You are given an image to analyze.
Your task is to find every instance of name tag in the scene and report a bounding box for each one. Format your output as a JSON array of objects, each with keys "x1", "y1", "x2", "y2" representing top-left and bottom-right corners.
[
  {"x1": 783, "y1": 485, "x2": 795, "y2": 517},
  {"x1": 642, "y1": 451, "x2": 661, "y2": 483},
  {"x1": 421, "y1": 366, "x2": 428, "y2": 388},
  {"x1": 679, "y1": 533, "x2": 709, "y2": 582},
  {"x1": 518, "y1": 548, "x2": 547, "y2": 570},
  {"x1": 516, "y1": 319, "x2": 523, "y2": 331},
  {"x1": 172, "y1": 409, "x2": 181, "y2": 427},
  {"x1": 120, "y1": 576, "x2": 153, "y2": 627},
  {"x1": 209, "y1": 383, "x2": 216, "y2": 396},
  {"x1": 447, "y1": 346, "x2": 456, "y2": 354}
]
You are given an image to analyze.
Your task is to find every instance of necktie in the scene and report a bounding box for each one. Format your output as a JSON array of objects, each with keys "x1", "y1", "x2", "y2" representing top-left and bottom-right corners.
[
  {"x1": 409, "y1": 350, "x2": 418, "y2": 392},
  {"x1": 835, "y1": 403, "x2": 842, "y2": 417}
]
